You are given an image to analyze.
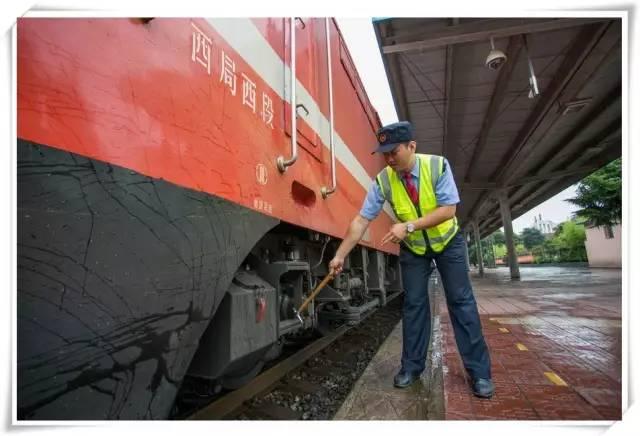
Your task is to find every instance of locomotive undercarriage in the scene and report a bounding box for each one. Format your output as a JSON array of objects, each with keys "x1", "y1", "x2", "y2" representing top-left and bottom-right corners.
[{"x1": 185, "y1": 222, "x2": 403, "y2": 391}]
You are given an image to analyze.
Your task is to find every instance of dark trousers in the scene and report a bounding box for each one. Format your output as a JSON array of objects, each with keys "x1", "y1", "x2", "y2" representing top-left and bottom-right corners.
[{"x1": 399, "y1": 231, "x2": 491, "y2": 380}]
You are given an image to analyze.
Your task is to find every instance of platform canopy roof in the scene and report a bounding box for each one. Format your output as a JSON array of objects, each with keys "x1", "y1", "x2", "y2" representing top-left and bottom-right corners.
[{"x1": 373, "y1": 17, "x2": 622, "y2": 237}]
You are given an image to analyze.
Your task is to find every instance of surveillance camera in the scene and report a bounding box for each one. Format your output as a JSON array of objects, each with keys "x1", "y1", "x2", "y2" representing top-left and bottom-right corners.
[{"x1": 485, "y1": 49, "x2": 507, "y2": 70}]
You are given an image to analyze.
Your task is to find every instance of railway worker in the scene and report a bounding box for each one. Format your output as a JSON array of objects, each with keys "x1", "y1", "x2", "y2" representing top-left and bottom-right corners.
[{"x1": 328, "y1": 121, "x2": 494, "y2": 398}]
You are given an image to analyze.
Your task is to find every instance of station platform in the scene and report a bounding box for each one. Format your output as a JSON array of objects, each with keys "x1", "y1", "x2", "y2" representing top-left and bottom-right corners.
[{"x1": 334, "y1": 266, "x2": 622, "y2": 420}]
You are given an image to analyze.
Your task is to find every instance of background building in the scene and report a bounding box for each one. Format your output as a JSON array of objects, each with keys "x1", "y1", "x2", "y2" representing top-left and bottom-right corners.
[
  {"x1": 533, "y1": 214, "x2": 557, "y2": 235},
  {"x1": 584, "y1": 224, "x2": 622, "y2": 268}
]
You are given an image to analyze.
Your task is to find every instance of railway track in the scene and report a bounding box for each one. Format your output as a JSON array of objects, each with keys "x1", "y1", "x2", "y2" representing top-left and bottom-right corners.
[{"x1": 183, "y1": 292, "x2": 404, "y2": 420}]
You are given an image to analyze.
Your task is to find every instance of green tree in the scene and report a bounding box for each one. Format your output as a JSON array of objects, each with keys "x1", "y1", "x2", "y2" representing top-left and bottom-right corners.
[
  {"x1": 491, "y1": 230, "x2": 505, "y2": 245},
  {"x1": 532, "y1": 240, "x2": 554, "y2": 263},
  {"x1": 552, "y1": 220, "x2": 587, "y2": 262},
  {"x1": 516, "y1": 243, "x2": 528, "y2": 256},
  {"x1": 494, "y1": 244, "x2": 507, "y2": 259},
  {"x1": 565, "y1": 158, "x2": 621, "y2": 228},
  {"x1": 531, "y1": 220, "x2": 588, "y2": 263},
  {"x1": 484, "y1": 242, "x2": 497, "y2": 268},
  {"x1": 467, "y1": 233, "x2": 500, "y2": 268},
  {"x1": 553, "y1": 224, "x2": 564, "y2": 237},
  {"x1": 521, "y1": 227, "x2": 545, "y2": 250},
  {"x1": 512, "y1": 232, "x2": 523, "y2": 246}
]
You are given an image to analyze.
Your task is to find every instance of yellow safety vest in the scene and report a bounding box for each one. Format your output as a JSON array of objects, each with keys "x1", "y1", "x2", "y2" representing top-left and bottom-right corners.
[{"x1": 376, "y1": 153, "x2": 459, "y2": 255}]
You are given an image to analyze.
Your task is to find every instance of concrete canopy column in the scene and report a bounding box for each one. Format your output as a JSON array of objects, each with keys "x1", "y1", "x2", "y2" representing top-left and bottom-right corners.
[
  {"x1": 463, "y1": 229, "x2": 471, "y2": 270},
  {"x1": 497, "y1": 189, "x2": 520, "y2": 280},
  {"x1": 472, "y1": 220, "x2": 485, "y2": 277}
]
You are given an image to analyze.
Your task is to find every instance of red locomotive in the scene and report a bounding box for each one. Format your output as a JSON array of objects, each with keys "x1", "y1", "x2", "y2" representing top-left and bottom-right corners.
[{"x1": 17, "y1": 17, "x2": 402, "y2": 419}]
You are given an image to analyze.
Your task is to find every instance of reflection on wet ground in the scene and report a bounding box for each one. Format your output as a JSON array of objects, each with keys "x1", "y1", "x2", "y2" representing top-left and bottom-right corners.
[
  {"x1": 443, "y1": 266, "x2": 621, "y2": 420},
  {"x1": 335, "y1": 265, "x2": 622, "y2": 420}
]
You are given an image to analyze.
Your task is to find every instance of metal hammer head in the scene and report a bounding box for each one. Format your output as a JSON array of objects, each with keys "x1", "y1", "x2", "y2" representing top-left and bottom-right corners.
[{"x1": 294, "y1": 309, "x2": 304, "y2": 325}]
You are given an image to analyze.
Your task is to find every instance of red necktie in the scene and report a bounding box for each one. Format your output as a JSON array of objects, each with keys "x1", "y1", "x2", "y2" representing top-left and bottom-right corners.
[{"x1": 402, "y1": 172, "x2": 419, "y2": 206}]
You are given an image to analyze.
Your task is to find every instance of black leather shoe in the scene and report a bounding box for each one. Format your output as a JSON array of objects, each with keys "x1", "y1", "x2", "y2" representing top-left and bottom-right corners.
[
  {"x1": 393, "y1": 371, "x2": 419, "y2": 388},
  {"x1": 472, "y1": 378, "x2": 495, "y2": 398}
]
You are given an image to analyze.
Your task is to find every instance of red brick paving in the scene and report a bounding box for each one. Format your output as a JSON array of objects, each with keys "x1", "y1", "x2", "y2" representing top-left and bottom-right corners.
[{"x1": 441, "y1": 267, "x2": 622, "y2": 420}]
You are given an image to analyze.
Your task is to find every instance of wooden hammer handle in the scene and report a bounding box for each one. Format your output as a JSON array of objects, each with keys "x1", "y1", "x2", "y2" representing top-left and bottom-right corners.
[{"x1": 297, "y1": 272, "x2": 335, "y2": 315}]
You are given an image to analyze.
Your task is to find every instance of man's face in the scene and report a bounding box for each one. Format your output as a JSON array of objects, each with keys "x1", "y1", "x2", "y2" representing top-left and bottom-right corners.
[{"x1": 383, "y1": 141, "x2": 415, "y2": 172}]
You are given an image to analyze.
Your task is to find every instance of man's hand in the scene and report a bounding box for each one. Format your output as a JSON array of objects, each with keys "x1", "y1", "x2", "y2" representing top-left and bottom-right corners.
[
  {"x1": 381, "y1": 223, "x2": 408, "y2": 245},
  {"x1": 328, "y1": 256, "x2": 344, "y2": 275},
  {"x1": 329, "y1": 215, "x2": 371, "y2": 276}
]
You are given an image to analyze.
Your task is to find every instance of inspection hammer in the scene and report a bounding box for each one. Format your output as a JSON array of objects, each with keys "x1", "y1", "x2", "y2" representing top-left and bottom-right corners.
[{"x1": 294, "y1": 271, "x2": 336, "y2": 324}]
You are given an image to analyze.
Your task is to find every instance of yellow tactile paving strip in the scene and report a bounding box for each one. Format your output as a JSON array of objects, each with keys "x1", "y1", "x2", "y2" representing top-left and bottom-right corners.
[{"x1": 544, "y1": 371, "x2": 568, "y2": 386}]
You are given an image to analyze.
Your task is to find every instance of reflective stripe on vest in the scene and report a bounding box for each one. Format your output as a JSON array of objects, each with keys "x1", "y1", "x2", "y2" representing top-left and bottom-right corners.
[{"x1": 376, "y1": 154, "x2": 459, "y2": 254}]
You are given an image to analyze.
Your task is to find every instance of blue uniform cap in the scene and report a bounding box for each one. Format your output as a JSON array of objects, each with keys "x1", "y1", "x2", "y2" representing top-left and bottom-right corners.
[{"x1": 372, "y1": 121, "x2": 415, "y2": 154}]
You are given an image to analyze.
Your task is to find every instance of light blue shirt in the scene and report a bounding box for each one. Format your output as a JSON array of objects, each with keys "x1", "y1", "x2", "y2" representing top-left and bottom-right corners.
[{"x1": 359, "y1": 156, "x2": 460, "y2": 221}]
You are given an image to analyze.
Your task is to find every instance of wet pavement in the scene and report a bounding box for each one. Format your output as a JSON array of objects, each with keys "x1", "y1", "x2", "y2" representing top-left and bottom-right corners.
[
  {"x1": 444, "y1": 265, "x2": 621, "y2": 420},
  {"x1": 335, "y1": 281, "x2": 444, "y2": 420},
  {"x1": 335, "y1": 265, "x2": 622, "y2": 420},
  {"x1": 332, "y1": 321, "x2": 432, "y2": 419}
]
